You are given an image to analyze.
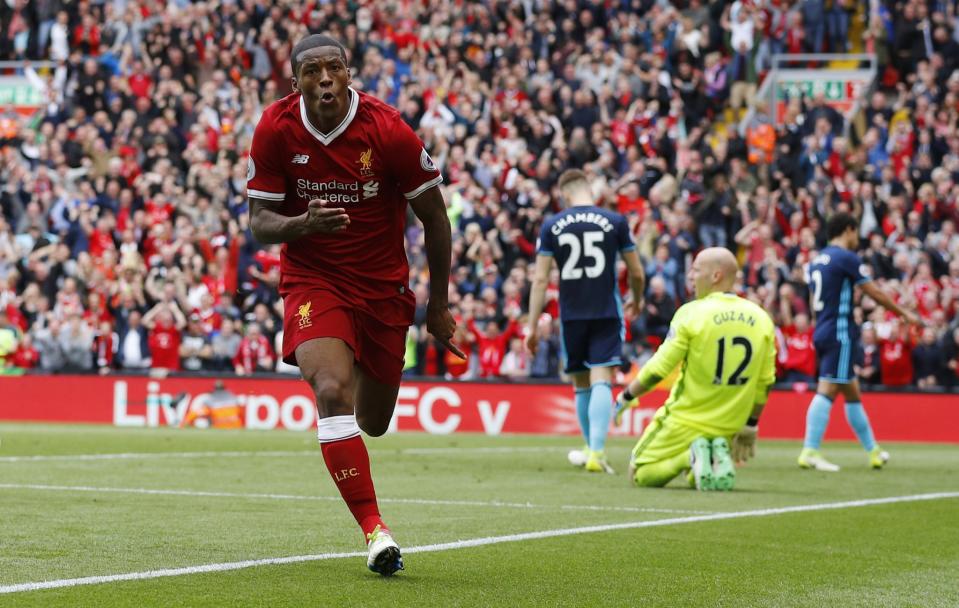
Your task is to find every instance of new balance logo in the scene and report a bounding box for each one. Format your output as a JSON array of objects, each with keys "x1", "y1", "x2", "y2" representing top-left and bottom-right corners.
[
  {"x1": 291, "y1": 154, "x2": 310, "y2": 164},
  {"x1": 363, "y1": 181, "x2": 380, "y2": 199}
]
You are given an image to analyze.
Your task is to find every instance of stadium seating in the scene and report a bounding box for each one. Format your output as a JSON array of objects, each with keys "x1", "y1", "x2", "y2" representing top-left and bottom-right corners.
[{"x1": 0, "y1": 0, "x2": 956, "y2": 389}]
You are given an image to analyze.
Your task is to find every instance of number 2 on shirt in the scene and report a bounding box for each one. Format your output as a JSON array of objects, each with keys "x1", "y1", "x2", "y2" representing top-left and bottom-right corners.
[{"x1": 809, "y1": 269, "x2": 824, "y2": 312}]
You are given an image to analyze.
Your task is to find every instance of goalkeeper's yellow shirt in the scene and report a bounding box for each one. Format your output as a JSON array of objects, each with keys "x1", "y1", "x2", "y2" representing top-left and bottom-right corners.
[{"x1": 638, "y1": 291, "x2": 777, "y2": 436}]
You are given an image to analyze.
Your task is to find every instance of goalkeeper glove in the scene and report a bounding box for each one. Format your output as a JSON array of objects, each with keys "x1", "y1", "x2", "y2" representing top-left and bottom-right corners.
[
  {"x1": 614, "y1": 391, "x2": 638, "y2": 426},
  {"x1": 732, "y1": 425, "x2": 758, "y2": 463}
]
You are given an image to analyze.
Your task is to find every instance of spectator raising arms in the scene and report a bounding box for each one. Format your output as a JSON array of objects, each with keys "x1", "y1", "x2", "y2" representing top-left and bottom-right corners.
[
  {"x1": 466, "y1": 313, "x2": 520, "y2": 379},
  {"x1": 143, "y1": 302, "x2": 186, "y2": 372}
]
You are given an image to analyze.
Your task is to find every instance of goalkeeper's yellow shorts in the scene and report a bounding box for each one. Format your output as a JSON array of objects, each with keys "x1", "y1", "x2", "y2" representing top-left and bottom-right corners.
[{"x1": 632, "y1": 415, "x2": 714, "y2": 465}]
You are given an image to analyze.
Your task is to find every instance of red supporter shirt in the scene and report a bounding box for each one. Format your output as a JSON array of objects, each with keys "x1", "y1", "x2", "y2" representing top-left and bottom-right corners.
[
  {"x1": 421, "y1": 342, "x2": 440, "y2": 376},
  {"x1": 149, "y1": 323, "x2": 181, "y2": 370},
  {"x1": 145, "y1": 199, "x2": 174, "y2": 225},
  {"x1": 82, "y1": 306, "x2": 113, "y2": 328},
  {"x1": 88, "y1": 229, "x2": 115, "y2": 259},
  {"x1": 467, "y1": 319, "x2": 519, "y2": 378},
  {"x1": 879, "y1": 338, "x2": 913, "y2": 386},
  {"x1": 94, "y1": 332, "x2": 115, "y2": 368},
  {"x1": 120, "y1": 157, "x2": 141, "y2": 185},
  {"x1": 445, "y1": 349, "x2": 469, "y2": 378},
  {"x1": 247, "y1": 89, "x2": 443, "y2": 303},
  {"x1": 544, "y1": 282, "x2": 560, "y2": 320},
  {"x1": 616, "y1": 194, "x2": 645, "y2": 217},
  {"x1": 195, "y1": 308, "x2": 222, "y2": 334},
  {"x1": 254, "y1": 249, "x2": 281, "y2": 275},
  {"x1": 12, "y1": 345, "x2": 39, "y2": 369},
  {"x1": 494, "y1": 88, "x2": 528, "y2": 113},
  {"x1": 610, "y1": 119, "x2": 635, "y2": 150},
  {"x1": 233, "y1": 334, "x2": 275, "y2": 372},
  {"x1": 5, "y1": 303, "x2": 27, "y2": 331},
  {"x1": 128, "y1": 72, "x2": 152, "y2": 98},
  {"x1": 781, "y1": 324, "x2": 816, "y2": 377},
  {"x1": 73, "y1": 24, "x2": 101, "y2": 55}
]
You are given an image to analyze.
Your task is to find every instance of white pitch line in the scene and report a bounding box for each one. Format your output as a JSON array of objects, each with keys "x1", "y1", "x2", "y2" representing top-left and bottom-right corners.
[
  {"x1": 0, "y1": 446, "x2": 567, "y2": 463},
  {"x1": 0, "y1": 450, "x2": 313, "y2": 463},
  {"x1": 399, "y1": 446, "x2": 567, "y2": 455},
  {"x1": 0, "y1": 483, "x2": 711, "y2": 515},
  {"x1": 0, "y1": 550, "x2": 368, "y2": 595},
  {"x1": 2, "y1": 491, "x2": 956, "y2": 595}
]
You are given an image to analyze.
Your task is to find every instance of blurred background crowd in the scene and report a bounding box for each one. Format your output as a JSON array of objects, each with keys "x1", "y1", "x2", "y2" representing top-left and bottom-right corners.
[{"x1": 1, "y1": 0, "x2": 958, "y2": 389}]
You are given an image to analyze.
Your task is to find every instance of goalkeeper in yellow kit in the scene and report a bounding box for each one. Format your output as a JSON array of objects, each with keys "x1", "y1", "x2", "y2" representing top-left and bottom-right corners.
[{"x1": 615, "y1": 248, "x2": 776, "y2": 490}]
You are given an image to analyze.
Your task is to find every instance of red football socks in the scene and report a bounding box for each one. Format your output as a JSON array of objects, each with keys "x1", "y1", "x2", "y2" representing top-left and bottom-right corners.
[{"x1": 317, "y1": 416, "x2": 386, "y2": 539}]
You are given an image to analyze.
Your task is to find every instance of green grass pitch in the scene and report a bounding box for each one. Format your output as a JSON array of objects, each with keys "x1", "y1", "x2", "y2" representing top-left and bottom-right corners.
[{"x1": 1, "y1": 423, "x2": 957, "y2": 607}]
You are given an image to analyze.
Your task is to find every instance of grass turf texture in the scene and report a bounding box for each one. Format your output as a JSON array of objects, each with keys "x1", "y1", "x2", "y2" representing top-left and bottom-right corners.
[{"x1": 1, "y1": 423, "x2": 957, "y2": 607}]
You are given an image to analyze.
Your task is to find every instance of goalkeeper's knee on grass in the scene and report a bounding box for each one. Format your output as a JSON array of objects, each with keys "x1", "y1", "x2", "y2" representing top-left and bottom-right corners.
[{"x1": 631, "y1": 452, "x2": 689, "y2": 487}]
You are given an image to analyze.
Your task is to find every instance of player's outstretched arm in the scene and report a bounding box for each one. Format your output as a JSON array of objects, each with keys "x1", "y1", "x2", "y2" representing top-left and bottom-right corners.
[
  {"x1": 248, "y1": 197, "x2": 349, "y2": 244},
  {"x1": 617, "y1": 310, "x2": 692, "y2": 412},
  {"x1": 409, "y1": 186, "x2": 465, "y2": 359},
  {"x1": 860, "y1": 281, "x2": 922, "y2": 325}
]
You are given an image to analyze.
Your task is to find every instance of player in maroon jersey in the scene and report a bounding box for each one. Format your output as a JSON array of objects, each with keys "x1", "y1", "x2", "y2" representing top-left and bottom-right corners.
[{"x1": 246, "y1": 34, "x2": 463, "y2": 576}]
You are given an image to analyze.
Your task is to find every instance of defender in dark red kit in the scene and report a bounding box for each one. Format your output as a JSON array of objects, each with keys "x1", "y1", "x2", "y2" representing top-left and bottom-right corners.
[{"x1": 247, "y1": 33, "x2": 463, "y2": 576}]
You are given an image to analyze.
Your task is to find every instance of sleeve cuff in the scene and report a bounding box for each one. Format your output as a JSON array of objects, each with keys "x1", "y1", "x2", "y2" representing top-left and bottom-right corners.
[
  {"x1": 404, "y1": 175, "x2": 444, "y2": 200},
  {"x1": 247, "y1": 189, "x2": 286, "y2": 201}
]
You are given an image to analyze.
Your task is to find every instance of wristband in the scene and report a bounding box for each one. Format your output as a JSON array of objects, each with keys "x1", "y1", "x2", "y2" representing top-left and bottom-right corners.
[
  {"x1": 746, "y1": 416, "x2": 760, "y2": 427},
  {"x1": 622, "y1": 388, "x2": 635, "y2": 402}
]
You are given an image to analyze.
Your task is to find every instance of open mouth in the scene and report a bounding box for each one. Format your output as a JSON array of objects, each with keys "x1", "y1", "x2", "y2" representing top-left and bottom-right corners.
[{"x1": 319, "y1": 92, "x2": 336, "y2": 104}]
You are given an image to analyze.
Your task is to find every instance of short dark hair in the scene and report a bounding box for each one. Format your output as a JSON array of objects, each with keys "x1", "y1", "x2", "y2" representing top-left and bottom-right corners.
[
  {"x1": 826, "y1": 212, "x2": 859, "y2": 241},
  {"x1": 290, "y1": 34, "x2": 348, "y2": 76},
  {"x1": 557, "y1": 169, "x2": 588, "y2": 192}
]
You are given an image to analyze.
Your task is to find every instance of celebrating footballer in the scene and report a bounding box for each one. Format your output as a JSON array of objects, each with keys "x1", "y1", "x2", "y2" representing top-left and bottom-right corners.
[{"x1": 247, "y1": 33, "x2": 462, "y2": 576}]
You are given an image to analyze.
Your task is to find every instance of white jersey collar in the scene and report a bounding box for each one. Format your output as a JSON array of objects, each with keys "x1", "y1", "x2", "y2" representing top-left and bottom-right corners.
[{"x1": 299, "y1": 87, "x2": 359, "y2": 146}]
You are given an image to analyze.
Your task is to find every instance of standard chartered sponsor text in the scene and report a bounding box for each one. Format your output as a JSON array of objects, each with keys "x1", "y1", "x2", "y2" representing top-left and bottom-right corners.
[{"x1": 296, "y1": 178, "x2": 362, "y2": 203}]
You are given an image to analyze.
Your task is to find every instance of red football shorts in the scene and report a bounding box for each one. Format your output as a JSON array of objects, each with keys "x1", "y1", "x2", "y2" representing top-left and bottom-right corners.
[{"x1": 282, "y1": 288, "x2": 414, "y2": 386}]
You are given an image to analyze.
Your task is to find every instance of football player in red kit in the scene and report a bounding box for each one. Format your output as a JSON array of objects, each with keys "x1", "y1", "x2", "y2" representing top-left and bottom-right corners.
[{"x1": 247, "y1": 33, "x2": 463, "y2": 576}]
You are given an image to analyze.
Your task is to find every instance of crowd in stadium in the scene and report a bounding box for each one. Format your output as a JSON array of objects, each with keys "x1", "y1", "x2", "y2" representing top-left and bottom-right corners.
[{"x1": 0, "y1": 0, "x2": 958, "y2": 389}]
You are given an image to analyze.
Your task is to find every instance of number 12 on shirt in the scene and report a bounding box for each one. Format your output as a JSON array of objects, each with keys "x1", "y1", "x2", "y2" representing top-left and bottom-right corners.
[{"x1": 713, "y1": 336, "x2": 752, "y2": 385}]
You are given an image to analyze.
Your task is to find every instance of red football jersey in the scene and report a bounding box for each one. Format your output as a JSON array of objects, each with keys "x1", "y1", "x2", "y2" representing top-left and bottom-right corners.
[
  {"x1": 781, "y1": 324, "x2": 816, "y2": 377},
  {"x1": 149, "y1": 323, "x2": 181, "y2": 371},
  {"x1": 247, "y1": 88, "x2": 443, "y2": 302},
  {"x1": 879, "y1": 338, "x2": 914, "y2": 386}
]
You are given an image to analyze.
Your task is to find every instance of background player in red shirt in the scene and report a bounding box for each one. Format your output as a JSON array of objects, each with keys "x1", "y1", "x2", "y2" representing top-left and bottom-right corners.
[{"x1": 247, "y1": 34, "x2": 462, "y2": 576}]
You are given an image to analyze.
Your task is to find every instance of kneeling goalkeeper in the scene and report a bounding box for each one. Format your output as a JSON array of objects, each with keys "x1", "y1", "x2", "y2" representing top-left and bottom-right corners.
[{"x1": 616, "y1": 248, "x2": 776, "y2": 490}]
